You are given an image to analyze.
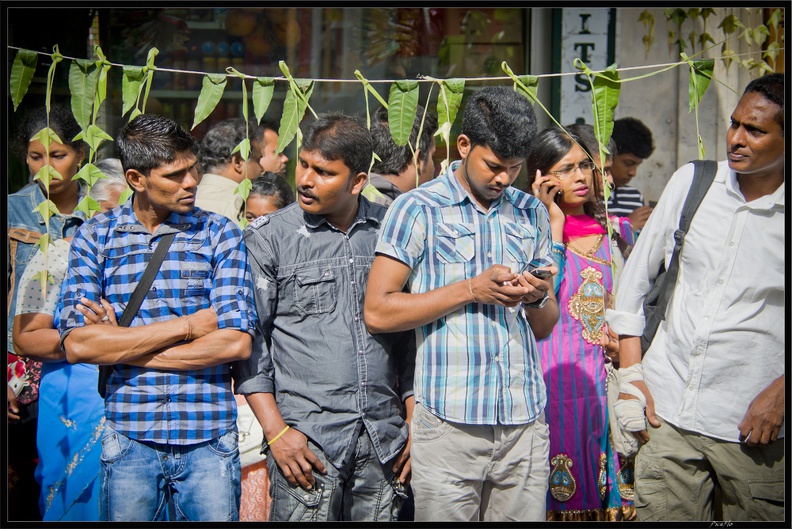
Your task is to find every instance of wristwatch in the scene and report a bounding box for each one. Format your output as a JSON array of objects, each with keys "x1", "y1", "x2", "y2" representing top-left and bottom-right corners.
[{"x1": 525, "y1": 291, "x2": 550, "y2": 309}]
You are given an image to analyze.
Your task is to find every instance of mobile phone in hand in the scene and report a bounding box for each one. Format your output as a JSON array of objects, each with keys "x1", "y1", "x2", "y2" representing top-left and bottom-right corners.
[{"x1": 529, "y1": 268, "x2": 552, "y2": 280}]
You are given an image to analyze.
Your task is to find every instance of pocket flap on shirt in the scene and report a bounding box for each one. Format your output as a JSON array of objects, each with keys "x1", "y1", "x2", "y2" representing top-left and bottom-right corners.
[
  {"x1": 502, "y1": 221, "x2": 536, "y2": 240},
  {"x1": 437, "y1": 222, "x2": 475, "y2": 239},
  {"x1": 295, "y1": 268, "x2": 335, "y2": 286}
]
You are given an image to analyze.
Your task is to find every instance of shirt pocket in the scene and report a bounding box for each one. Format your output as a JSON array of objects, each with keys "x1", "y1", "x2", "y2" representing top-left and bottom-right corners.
[
  {"x1": 435, "y1": 223, "x2": 476, "y2": 264},
  {"x1": 293, "y1": 268, "x2": 337, "y2": 316},
  {"x1": 178, "y1": 261, "x2": 213, "y2": 306},
  {"x1": 502, "y1": 221, "x2": 537, "y2": 273}
]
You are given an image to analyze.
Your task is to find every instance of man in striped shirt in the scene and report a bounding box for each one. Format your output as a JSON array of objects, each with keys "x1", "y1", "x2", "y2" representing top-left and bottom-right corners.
[
  {"x1": 608, "y1": 117, "x2": 655, "y2": 229},
  {"x1": 58, "y1": 114, "x2": 256, "y2": 521},
  {"x1": 364, "y1": 87, "x2": 559, "y2": 521}
]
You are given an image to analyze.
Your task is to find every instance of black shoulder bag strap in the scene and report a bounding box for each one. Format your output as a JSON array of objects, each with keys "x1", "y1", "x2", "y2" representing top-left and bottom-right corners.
[
  {"x1": 640, "y1": 160, "x2": 717, "y2": 355},
  {"x1": 97, "y1": 231, "x2": 177, "y2": 398}
]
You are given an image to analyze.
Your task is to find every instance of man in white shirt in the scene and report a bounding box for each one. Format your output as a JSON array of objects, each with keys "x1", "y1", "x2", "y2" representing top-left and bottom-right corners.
[
  {"x1": 196, "y1": 118, "x2": 263, "y2": 223},
  {"x1": 606, "y1": 73, "x2": 784, "y2": 522}
]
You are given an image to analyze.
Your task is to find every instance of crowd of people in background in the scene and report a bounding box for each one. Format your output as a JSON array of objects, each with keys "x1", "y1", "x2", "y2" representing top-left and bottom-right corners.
[{"x1": 6, "y1": 73, "x2": 784, "y2": 523}]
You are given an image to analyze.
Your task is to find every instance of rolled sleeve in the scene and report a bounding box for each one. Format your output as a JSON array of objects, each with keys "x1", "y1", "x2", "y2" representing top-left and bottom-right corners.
[
  {"x1": 57, "y1": 223, "x2": 103, "y2": 339},
  {"x1": 211, "y1": 222, "x2": 257, "y2": 336}
]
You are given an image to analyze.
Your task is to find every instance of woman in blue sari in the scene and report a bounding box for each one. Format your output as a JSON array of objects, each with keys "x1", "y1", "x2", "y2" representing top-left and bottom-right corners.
[{"x1": 12, "y1": 160, "x2": 127, "y2": 520}]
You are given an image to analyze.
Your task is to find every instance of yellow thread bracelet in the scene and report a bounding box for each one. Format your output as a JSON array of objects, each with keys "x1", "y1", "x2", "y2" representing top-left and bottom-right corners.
[{"x1": 268, "y1": 425, "x2": 290, "y2": 446}]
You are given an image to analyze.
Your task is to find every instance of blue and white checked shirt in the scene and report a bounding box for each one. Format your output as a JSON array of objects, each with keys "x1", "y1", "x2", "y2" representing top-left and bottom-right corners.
[
  {"x1": 57, "y1": 198, "x2": 257, "y2": 445},
  {"x1": 375, "y1": 161, "x2": 552, "y2": 425}
]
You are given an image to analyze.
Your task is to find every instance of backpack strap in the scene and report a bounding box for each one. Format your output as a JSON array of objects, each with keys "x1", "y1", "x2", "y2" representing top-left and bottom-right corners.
[{"x1": 654, "y1": 160, "x2": 718, "y2": 321}]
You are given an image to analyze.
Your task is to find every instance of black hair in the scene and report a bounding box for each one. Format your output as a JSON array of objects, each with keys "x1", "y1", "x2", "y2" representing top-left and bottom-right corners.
[
  {"x1": 249, "y1": 171, "x2": 295, "y2": 209},
  {"x1": 527, "y1": 127, "x2": 631, "y2": 259},
  {"x1": 611, "y1": 117, "x2": 654, "y2": 159},
  {"x1": 370, "y1": 105, "x2": 439, "y2": 175},
  {"x1": 13, "y1": 105, "x2": 86, "y2": 160},
  {"x1": 116, "y1": 114, "x2": 199, "y2": 176},
  {"x1": 564, "y1": 123, "x2": 617, "y2": 160},
  {"x1": 199, "y1": 118, "x2": 260, "y2": 172},
  {"x1": 743, "y1": 73, "x2": 784, "y2": 134},
  {"x1": 259, "y1": 119, "x2": 278, "y2": 134},
  {"x1": 301, "y1": 112, "x2": 372, "y2": 176},
  {"x1": 461, "y1": 86, "x2": 538, "y2": 160}
]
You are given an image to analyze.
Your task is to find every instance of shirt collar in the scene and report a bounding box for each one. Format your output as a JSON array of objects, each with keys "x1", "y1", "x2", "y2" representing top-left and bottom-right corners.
[
  {"x1": 112, "y1": 195, "x2": 193, "y2": 234},
  {"x1": 301, "y1": 196, "x2": 382, "y2": 231},
  {"x1": 723, "y1": 163, "x2": 785, "y2": 210}
]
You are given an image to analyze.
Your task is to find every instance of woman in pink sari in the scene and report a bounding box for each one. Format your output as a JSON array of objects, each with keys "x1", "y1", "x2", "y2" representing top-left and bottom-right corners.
[{"x1": 527, "y1": 128, "x2": 635, "y2": 520}]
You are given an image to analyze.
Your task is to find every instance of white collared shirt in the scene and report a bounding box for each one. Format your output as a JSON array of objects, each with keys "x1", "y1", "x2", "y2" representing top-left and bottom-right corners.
[{"x1": 607, "y1": 160, "x2": 784, "y2": 442}]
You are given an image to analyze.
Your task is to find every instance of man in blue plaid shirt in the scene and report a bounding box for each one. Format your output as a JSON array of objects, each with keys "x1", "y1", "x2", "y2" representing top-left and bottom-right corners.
[
  {"x1": 57, "y1": 114, "x2": 256, "y2": 521},
  {"x1": 364, "y1": 87, "x2": 559, "y2": 521}
]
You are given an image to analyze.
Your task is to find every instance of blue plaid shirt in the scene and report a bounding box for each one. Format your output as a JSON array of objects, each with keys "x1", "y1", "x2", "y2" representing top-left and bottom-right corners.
[
  {"x1": 57, "y1": 198, "x2": 257, "y2": 445},
  {"x1": 375, "y1": 161, "x2": 552, "y2": 425}
]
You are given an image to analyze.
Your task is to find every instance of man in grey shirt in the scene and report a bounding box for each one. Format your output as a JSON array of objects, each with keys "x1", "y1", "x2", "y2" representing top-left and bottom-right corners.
[{"x1": 235, "y1": 112, "x2": 414, "y2": 521}]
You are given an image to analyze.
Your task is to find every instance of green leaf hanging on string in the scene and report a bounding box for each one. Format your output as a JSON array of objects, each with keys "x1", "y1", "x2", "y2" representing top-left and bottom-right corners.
[
  {"x1": 92, "y1": 46, "x2": 113, "y2": 122},
  {"x1": 231, "y1": 138, "x2": 251, "y2": 160},
  {"x1": 684, "y1": 55, "x2": 714, "y2": 112},
  {"x1": 73, "y1": 162, "x2": 109, "y2": 187},
  {"x1": 10, "y1": 49, "x2": 38, "y2": 111},
  {"x1": 192, "y1": 73, "x2": 228, "y2": 130},
  {"x1": 122, "y1": 65, "x2": 146, "y2": 117},
  {"x1": 354, "y1": 70, "x2": 390, "y2": 109},
  {"x1": 234, "y1": 177, "x2": 253, "y2": 200},
  {"x1": 33, "y1": 199, "x2": 61, "y2": 222},
  {"x1": 277, "y1": 80, "x2": 315, "y2": 154},
  {"x1": 119, "y1": 187, "x2": 134, "y2": 205},
  {"x1": 354, "y1": 70, "x2": 389, "y2": 130},
  {"x1": 30, "y1": 127, "x2": 63, "y2": 150},
  {"x1": 45, "y1": 46, "x2": 64, "y2": 113},
  {"x1": 437, "y1": 78, "x2": 464, "y2": 131},
  {"x1": 388, "y1": 80, "x2": 419, "y2": 146},
  {"x1": 69, "y1": 58, "x2": 98, "y2": 131},
  {"x1": 32, "y1": 165, "x2": 63, "y2": 189},
  {"x1": 73, "y1": 124, "x2": 114, "y2": 152},
  {"x1": 75, "y1": 196, "x2": 102, "y2": 219},
  {"x1": 252, "y1": 77, "x2": 275, "y2": 124},
  {"x1": 35, "y1": 233, "x2": 51, "y2": 253},
  {"x1": 138, "y1": 48, "x2": 159, "y2": 114},
  {"x1": 279, "y1": 61, "x2": 318, "y2": 119},
  {"x1": 514, "y1": 75, "x2": 539, "y2": 105},
  {"x1": 584, "y1": 61, "x2": 621, "y2": 154}
]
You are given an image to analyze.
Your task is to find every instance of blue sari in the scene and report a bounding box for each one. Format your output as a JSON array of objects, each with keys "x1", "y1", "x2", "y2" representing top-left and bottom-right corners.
[{"x1": 35, "y1": 361, "x2": 105, "y2": 520}]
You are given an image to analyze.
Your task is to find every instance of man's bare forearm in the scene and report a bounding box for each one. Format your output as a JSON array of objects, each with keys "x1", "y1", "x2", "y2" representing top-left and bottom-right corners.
[
  {"x1": 64, "y1": 317, "x2": 191, "y2": 365},
  {"x1": 126, "y1": 329, "x2": 252, "y2": 371}
]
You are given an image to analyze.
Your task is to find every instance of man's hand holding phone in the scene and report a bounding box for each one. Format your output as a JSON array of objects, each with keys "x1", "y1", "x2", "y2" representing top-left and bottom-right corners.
[{"x1": 514, "y1": 266, "x2": 557, "y2": 307}]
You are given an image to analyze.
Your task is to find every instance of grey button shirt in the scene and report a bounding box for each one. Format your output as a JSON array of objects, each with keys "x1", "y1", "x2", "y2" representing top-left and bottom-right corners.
[{"x1": 235, "y1": 198, "x2": 414, "y2": 470}]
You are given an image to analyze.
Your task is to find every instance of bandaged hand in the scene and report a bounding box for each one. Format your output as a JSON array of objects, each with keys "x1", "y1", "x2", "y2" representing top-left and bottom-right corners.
[{"x1": 614, "y1": 363, "x2": 647, "y2": 433}]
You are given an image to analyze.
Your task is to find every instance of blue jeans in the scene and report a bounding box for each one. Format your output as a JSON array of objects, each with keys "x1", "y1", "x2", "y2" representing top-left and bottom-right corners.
[
  {"x1": 268, "y1": 429, "x2": 407, "y2": 521},
  {"x1": 99, "y1": 425, "x2": 241, "y2": 521}
]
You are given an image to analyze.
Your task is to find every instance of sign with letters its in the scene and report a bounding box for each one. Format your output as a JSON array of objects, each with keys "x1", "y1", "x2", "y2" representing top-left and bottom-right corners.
[{"x1": 559, "y1": 8, "x2": 613, "y2": 126}]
